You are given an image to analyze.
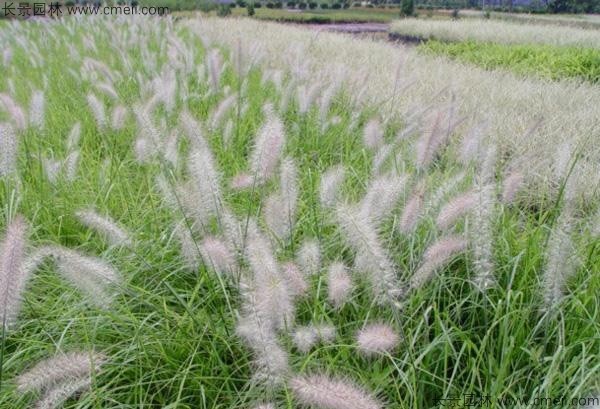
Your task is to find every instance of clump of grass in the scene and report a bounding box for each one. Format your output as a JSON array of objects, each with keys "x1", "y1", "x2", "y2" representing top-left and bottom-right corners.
[{"x1": 419, "y1": 40, "x2": 600, "y2": 83}]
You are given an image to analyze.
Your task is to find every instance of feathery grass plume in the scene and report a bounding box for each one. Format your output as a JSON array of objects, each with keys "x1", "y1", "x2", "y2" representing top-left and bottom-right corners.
[
  {"x1": 356, "y1": 323, "x2": 399, "y2": 356},
  {"x1": 199, "y1": 236, "x2": 235, "y2": 276},
  {"x1": 320, "y1": 165, "x2": 346, "y2": 208},
  {"x1": 220, "y1": 207, "x2": 245, "y2": 256},
  {"x1": 592, "y1": 208, "x2": 600, "y2": 238},
  {"x1": 16, "y1": 351, "x2": 105, "y2": 393},
  {"x1": 436, "y1": 189, "x2": 477, "y2": 230},
  {"x1": 29, "y1": 90, "x2": 45, "y2": 129},
  {"x1": 0, "y1": 122, "x2": 18, "y2": 177},
  {"x1": 293, "y1": 323, "x2": 336, "y2": 353},
  {"x1": 87, "y1": 93, "x2": 106, "y2": 130},
  {"x1": 236, "y1": 276, "x2": 290, "y2": 388},
  {"x1": 398, "y1": 180, "x2": 425, "y2": 234},
  {"x1": 249, "y1": 104, "x2": 285, "y2": 185},
  {"x1": 327, "y1": 262, "x2": 352, "y2": 308},
  {"x1": 359, "y1": 173, "x2": 407, "y2": 226},
  {"x1": 236, "y1": 313, "x2": 290, "y2": 389},
  {"x1": 111, "y1": 105, "x2": 128, "y2": 131},
  {"x1": 335, "y1": 204, "x2": 400, "y2": 304},
  {"x1": 187, "y1": 133, "x2": 223, "y2": 227},
  {"x1": 297, "y1": 83, "x2": 320, "y2": 115},
  {"x1": 245, "y1": 219, "x2": 294, "y2": 330},
  {"x1": 363, "y1": 119, "x2": 384, "y2": 150},
  {"x1": 132, "y1": 104, "x2": 161, "y2": 163},
  {"x1": 64, "y1": 150, "x2": 80, "y2": 182},
  {"x1": 42, "y1": 157, "x2": 61, "y2": 184},
  {"x1": 410, "y1": 235, "x2": 467, "y2": 291},
  {"x1": 297, "y1": 239, "x2": 321, "y2": 276},
  {"x1": 280, "y1": 157, "x2": 298, "y2": 219},
  {"x1": 371, "y1": 144, "x2": 393, "y2": 176},
  {"x1": 290, "y1": 373, "x2": 382, "y2": 409},
  {"x1": 66, "y1": 122, "x2": 81, "y2": 152},
  {"x1": 542, "y1": 209, "x2": 577, "y2": 311},
  {"x1": 206, "y1": 49, "x2": 223, "y2": 94},
  {"x1": 470, "y1": 185, "x2": 497, "y2": 292},
  {"x1": 415, "y1": 108, "x2": 462, "y2": 171},
  {"x1": 95, "y1": 81, "x2": 119, "y2": 101},
  {"x1": 471, "y1": 143, "x2": 497, "y2": 291},
  {"x1": 292, "y1": 326, "x2": 319, "y2": 353},
  {"x1": 415, "y1": 110, "x2": 444, "y2": 170},
  {"x1": 425, "y1": 171, "x2": 467, "y2": 215},
  {"x1": 42, "y1": 246, "x2": 120, "y2": 308},
  {"x1": 254, "y1": 405, "x2": 275, "y2": 409},
  {"x1": 173, "y1": 221, "x2": 200, "y2": 271},
  {"x1": 314, "y1": 323, "x2": 336, "y2": 343},
  {"x1": 319, "y1": 83, "x2": 338, "y2": 128},
  {"x1": 459, "y1": 121, "x2": 488, "y2": 164},
  {"x1": 34, "y1": 377, "x2": 91, "y2": 409},
  {"x1": 281, "y1": 262, "x2": 308, "y2": 297},
  {"x1": 163, "y1": 130, "x2": 179, "y2": 168},
  {"x1": 0, "y1": 216, "x2": 30, "y2": 329},
  {"x1": 553, "y1": 141, "x2": 573, "y2": 186},
  {"x1": 263, "y1": 194, "x2": 288, "y2": 241},
  {"x1": 75, "y1": 209, "x2": 132, "y2": 247},
  {"x1": 230, "y1": 173, "x2": 254, "y2": 190},
  {"x1": 180, "y1": 110, "x2": 209, "y2": 151},
  {"x1": 210, "y1": 94, "x2": 236, "y2": 131},
  {"x1": 0, "y1": 94, "x2": 27, "y2": 130},
  {"x1": 501, "y1": 170, "x2": 525, "y2": 204},
  {"x1": 2, "y1": 47, "x2": 11, "y2": 65},
  {"x1": 223, "y1": 119, "x2": 234, "y2": 147},
  {"x1": 264, "y1": 158, "x2": 298, "y2": 241}
]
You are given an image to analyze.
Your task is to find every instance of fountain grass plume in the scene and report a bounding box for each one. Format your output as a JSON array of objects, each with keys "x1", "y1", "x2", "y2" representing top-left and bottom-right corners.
[
  {"x1": 0, "y1": 215, "x2": 30, "y2": 329},
  {"x1": 290, "y1": 373, "x2": 382, "y2": 409},
  {"x1": 75, "y1": 209, "x2": 132, "y2": 247}
]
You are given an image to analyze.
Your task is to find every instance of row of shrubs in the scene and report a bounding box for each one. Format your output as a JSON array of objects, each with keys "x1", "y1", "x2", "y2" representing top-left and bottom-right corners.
[{"x1": 232, "y1": 1, "x2": 351, "y2": 8}]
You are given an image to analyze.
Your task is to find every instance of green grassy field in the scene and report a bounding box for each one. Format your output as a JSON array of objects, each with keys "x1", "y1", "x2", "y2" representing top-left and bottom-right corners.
[
  {"x1": 229, "y1": 7, "x2": 401, "y2": 23},
  {"x1": 0, "y1": 15, "x2": 599, "y2": 409},
  {"x1": 419, "y1": 40, "x2": 600, "y2": 83}
]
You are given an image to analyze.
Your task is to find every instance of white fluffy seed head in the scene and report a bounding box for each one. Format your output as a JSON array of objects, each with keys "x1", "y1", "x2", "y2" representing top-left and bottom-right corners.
[
  {"x1": 249, "y1": 105, "x2": 285, "y2": 184},
  {"x1": 411, "y1": 235, "x2": 467, "y2": 290},
  {"x1": 398, "y1": 180, "x2": 425, "y2": 234},
  {"x1": 436, "y1": 190, "x2": 477, "y2": 230},
  {"x1": 359, "y1": 173, "x2": 407, "y2": 226},
  {"x1": 66, "y1": 122, "x2": 81, "y2": 152},
  {"x1": 320, "y1": 165, "x2": 346, "y2": 208},
  {"x1": 501, "y1": 170, "x2": 525, "y2": 204},
  {"x1": 75, "y1": 209, "x2": 132, "y2": 247},
  {"x1": 42, "y1": 246, "x2": 120, "y2": 308},
  {"x1": 86, "y1": 93, "x2": 106, "y2": 130},
  {"x1": 173, "y1": 221, "x2": 200, "y2": 271},
  {"x1": 290, "y1": 373, "x2": 382, "y2": 409},
  {"x1": 0, "y1": 215, "x2": 30, "y2": 329},
  {"x1": 0, "y1": 122, "x2": 18, "y2": 177},
  {"x1": 327, "y1": 262, "x2": 352, "y2": 308},
  {"x1": 297, "y1": 239, "x2": 321, "y2": 276},
  {"x1": 0, "y1": 94, "x2": 27, "y2": 130},
  {"x1": 111, "y1": 105, "x2": 128, "y2": 131},
  {"x1": 281, "y1": 261, "x2": 309, "y2": 297},
  {"x1": 29, "y1": 90, "x2": 45, "y2": 129},
  {"x1": 363, "y1": 119, "x2": 384, "y2": 150},
  {"x1": 199, "y1": 236, "x2": 235, "y2": 276},
  {"x1": 34, "y1": 377, "x2": 92, "y2": 409},
  {"x1": 230, "y1": 172, "x2": 254, "y2": 190},
  {"x1": 16, "y1": 351, "x2": 106, "y2": 393},
  {"x1": 356, "y1": 323, "x2": 399, "y2": 356},
  {"x1": 210, "y1": 94, "x2": 236, "y2": 130},
  {"x1": 292, "y1": 326, "x2": 319, "y2": 353}
]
